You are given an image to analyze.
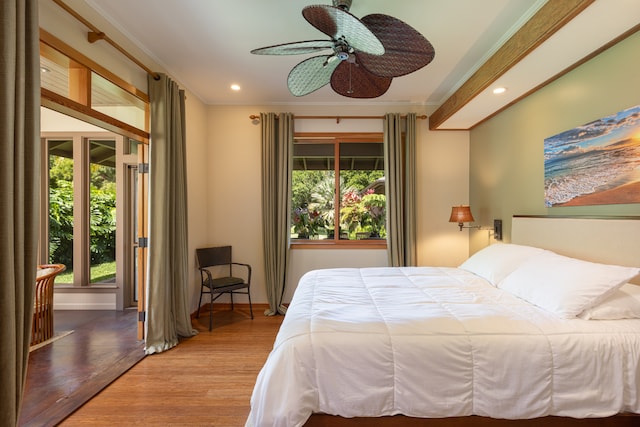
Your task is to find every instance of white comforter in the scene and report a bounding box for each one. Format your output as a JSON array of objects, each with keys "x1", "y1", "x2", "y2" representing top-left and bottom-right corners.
[{"x1": 246, "y1": 267, "x2": 640, "y2": 427}]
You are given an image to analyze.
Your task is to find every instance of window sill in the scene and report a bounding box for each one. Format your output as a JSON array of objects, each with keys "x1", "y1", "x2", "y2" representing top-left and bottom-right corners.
[
  {"x1": 54, "y1": 284, "x2": 118, "y2": 291},
  {"x1": 290, "y1": 240, "x2": 386, "y2": 250}
]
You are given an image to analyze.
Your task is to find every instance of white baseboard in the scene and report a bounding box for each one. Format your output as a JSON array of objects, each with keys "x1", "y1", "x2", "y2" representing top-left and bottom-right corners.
[
  {"x1": 54, "y1": 292, "x2": 116, "y2": 310},
  {"x1": 54, "y1": 302, "x2": 116, "y2": 310}
]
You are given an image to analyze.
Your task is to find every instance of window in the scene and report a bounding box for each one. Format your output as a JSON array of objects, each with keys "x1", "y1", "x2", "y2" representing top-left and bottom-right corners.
[
  {"x1": 40, "y1": 32, "x2": 150, "y2": 140},
  {"x1": 291, "y1": 134, "x2": 385, "y2": 246},
  {"x1": 40, "y1": 30, "x2": 149, "y2": 316},
  {"x1": 42, "y1": 133, "x2": 125, "y2": 286}
]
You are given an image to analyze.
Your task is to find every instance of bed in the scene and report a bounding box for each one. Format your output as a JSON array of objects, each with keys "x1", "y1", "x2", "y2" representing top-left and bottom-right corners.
[{"x1": 246, "y1": 216, "x2": 640, "y2": 427}]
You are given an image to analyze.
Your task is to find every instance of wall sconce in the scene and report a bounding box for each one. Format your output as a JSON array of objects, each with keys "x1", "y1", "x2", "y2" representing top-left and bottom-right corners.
[
  {"x1": 449, "y1": 206, "x2": 480, "y2": 231},
  {"x1": 449, "y1": 206, "x2": 503, "y2": 240}
]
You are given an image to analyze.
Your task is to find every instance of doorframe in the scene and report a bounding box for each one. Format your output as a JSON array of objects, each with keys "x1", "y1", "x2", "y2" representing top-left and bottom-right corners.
[{"x1": 40, "y1": 131, "x2": 137, "y2": 312}]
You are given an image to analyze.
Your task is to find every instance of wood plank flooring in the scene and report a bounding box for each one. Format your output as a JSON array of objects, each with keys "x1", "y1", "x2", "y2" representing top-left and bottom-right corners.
[
  {"x1": 20, "y1": 309, "x2": 144, "y2": 427},
  {"x1": 58, "y1": 305, "x2": 281, "y2": 426}
]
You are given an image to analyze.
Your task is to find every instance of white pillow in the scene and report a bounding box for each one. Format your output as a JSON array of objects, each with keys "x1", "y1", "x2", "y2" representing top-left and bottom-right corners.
[
  {"x1": 458, "y1": 243, "x2": 546, "y2": 286},
  {"x1": 579, "y1": 284, "x2": 640, "y2": 320},
  {"x1": 499, "y1": 251, "x2": 640, "y2": 318}
]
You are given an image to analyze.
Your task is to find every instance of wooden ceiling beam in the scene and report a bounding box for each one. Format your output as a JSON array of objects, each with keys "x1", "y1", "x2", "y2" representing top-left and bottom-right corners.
[{"x1": 428, "y1": 0, "x2": 594, "y2": 130}]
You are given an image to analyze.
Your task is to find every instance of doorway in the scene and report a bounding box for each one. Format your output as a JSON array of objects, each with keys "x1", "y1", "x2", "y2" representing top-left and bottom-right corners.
[
  {"x1": 20, "y1": 107, "x2": 148, "y2": 426},
  {"x1": 40, "y1": 108, "x2": 142, "y2": 311}
]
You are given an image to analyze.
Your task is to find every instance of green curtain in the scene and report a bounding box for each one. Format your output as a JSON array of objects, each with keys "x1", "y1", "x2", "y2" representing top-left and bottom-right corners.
[
  {"x1": 261, "y1": 112, "x2": 293, "y2": 315},
  {"x1": 145, "y1": 73, "x2": 197, "y2": 354},
  {"x1": 384, "y1": 113, "x2": 417, "y2": 267},
  {"x1": 0, "y1": 0, "x2": 40, "y2": 424}
]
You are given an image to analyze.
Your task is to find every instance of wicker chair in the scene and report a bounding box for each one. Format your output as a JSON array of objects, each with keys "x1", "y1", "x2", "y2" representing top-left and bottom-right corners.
[
  {"x1": 195, "y1": 246, "x2": 253, "y2": 331},
  {"x1": 31, "y1": 264, "x2": 66, "y2": 346}
]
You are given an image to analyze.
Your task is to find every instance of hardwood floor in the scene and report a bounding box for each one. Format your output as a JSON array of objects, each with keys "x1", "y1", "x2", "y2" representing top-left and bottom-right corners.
[
  {"x1": 58, "y1": 305, "x2": 282, "y2": 426},
  {"x1": 20, "y1": 309, "x2": 144, "y2": 427}
]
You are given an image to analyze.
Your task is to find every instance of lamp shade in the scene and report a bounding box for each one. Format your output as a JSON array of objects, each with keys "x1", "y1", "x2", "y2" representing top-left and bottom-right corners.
[{"x1": 449, "y1": 206, "x2": 474, "y2": 223}]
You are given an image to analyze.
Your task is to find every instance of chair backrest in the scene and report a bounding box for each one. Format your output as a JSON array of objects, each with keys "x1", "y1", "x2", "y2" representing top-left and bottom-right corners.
[{"x1": 196, "y1": 246, "x2": 232, "y2": 269}]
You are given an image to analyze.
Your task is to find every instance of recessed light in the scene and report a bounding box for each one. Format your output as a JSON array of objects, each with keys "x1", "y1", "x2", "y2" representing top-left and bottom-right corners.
[
  {"x1": 40, "y1": 66, "x2": 51, "y2": 73},
  {"x1": 492, "y1": 87, "x2": 506, "y2": 95},
  {"x1": 230, "y1": 84, "x2": 241, "y2": 91}
]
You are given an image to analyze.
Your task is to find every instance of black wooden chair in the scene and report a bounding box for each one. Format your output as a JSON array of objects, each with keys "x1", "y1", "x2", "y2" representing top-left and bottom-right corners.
[{"x1": 195, "y1": 246, "x2": 253, "y2": 330}]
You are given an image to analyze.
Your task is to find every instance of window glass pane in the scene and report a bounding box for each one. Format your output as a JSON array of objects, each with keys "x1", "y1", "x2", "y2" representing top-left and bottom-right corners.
[
  {"x1": 40, "y1": 42, "x2": 87, "y2": 103},
  {"x1": 91, "y1": 72, "x2": 146, "y2": 130},
  {"x1": 292, "y1": 143, "x2": 334, "y2": 240},
  {"x1": 89, "y1": 139, "x2": 117, "y2": 284},
  {"x1": 128, "y1": 138, "x2": 139, "y2": 155},
  {"x1": 48, "y1": 140, "x2": 74, "y2": 283},
  {"x1": 339, "y1": 142, "x2": 386, "y2": 240}
]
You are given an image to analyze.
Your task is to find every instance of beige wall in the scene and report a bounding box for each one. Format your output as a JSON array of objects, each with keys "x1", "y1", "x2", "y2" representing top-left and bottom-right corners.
[
  {"x1": 206, "y1": 105, "x2": 470, "y2": 304},
  {"x1": 39, "y1": 0, "x2": 211, "y2": 310},
  {"x1": 39, "y1": 0, "x2": 471, "y2": 308},
  {"x1": 469, "y1": 31, "x2": 640, "y2": 255},
  {"x1": 39, "y1": 0, "x2": 148, "y2": 92}
]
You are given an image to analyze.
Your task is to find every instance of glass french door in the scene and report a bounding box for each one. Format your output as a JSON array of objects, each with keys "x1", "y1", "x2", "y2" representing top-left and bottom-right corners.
[{"x1": 41, "y1": 130, "x2": 146, "y2": 326}]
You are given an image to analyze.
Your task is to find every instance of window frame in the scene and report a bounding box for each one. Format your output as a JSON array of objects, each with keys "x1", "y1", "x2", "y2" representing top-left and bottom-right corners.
[
  {"x1": 291, "y1": 132, "x2": 387, "y2": 250},
  {"x1": 40, "y1": 29, "x2": 150, "y2": 143}
]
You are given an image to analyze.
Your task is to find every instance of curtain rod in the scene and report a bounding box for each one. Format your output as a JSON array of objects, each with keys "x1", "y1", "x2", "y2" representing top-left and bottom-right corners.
[
  {"x1": 51, "y1": 0, "x2": 160, "y2": 80},
  {"x1": 249, "y1": 114, "x2": 427, "y2": 123}
]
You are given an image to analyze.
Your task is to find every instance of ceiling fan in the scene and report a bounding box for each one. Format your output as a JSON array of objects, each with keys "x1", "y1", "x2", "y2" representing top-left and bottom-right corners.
[{"x1": 250, "y1": 0, "x2": 435, "y2": 98}]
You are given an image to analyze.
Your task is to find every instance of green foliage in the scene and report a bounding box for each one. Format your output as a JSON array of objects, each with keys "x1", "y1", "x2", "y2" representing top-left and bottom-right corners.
[
  {"x1": 342, "y1": 170, "x2": 384, "y2": 190},
  {"x1": 89, "y1": 180, "x2": 116, "y2": 264},
  {"x1": 90, "y1": 260, "x2": 116, "y2": 282},
  {"x1": 291, "y1": 168, "x2": 387, "y2": 240},
  {"x1": 56, "y1": 261, "x2": 117, "y2": 284},
  {"x1": 361, "y1": 193, "x2": 387, "y2": 237},
  {"x1": 49, "y1": 155, "x2": 74, "y2": 187},
  {"x1": 292, "y1": 170, "x2": 325, "y2": 212},
  {"x1": 49, "y1": 180, "x2": 74, "y2": 267},
  {"x1": 291, "y1": 207, "x2": 325, "y2": 238},
  {"x1": 339, "y1": 189, "x2": 366, "y2": 234},
  {"x1": 47, "y1": 155, "x2": 116, "y2": 266}
]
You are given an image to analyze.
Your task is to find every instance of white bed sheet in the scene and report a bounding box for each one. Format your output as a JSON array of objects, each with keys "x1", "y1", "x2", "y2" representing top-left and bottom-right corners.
[{"x1": 246, "y1": 267, "x2": 640, "y2": 427}]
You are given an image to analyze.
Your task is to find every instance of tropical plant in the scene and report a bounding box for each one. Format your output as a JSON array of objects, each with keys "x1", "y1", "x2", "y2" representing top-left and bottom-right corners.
[
  {"x1": 308, "y1": 173, "x2": 360, "y2": 230},
  {"x1": 48, "y1": 155, "x2": 116, "y2": 267},
  {"x1": 339, "y1": 189, "x2": 365, "y2": 234},
  {"x1": 291, "y1": 170, "x2": 325, "y2": 212},
  {"x1": 361, "y1": 193, "x2": 386, "y2": 237},
  {"x1": 49, "y1": 180, "x2": 74, "y2": 267},
  {"x1": 292, "y1": 206, "x2": 325, "y2": 238}
]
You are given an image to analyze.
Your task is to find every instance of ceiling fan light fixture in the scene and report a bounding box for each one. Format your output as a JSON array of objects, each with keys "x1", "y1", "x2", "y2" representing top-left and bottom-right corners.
[{"x1": 251, "y1": 0, "x2": 435, "y2": 99}]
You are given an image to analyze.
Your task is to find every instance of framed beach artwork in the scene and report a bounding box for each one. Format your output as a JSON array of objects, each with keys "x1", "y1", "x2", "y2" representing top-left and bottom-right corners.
[{"x1": 544, "y1": 104, "x2": 640, "y2": 207}]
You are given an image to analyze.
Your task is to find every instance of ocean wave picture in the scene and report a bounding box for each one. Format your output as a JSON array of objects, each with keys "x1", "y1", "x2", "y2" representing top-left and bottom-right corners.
[{"x1": 544, "y1": 104, "x2": 640, "y2": 207}]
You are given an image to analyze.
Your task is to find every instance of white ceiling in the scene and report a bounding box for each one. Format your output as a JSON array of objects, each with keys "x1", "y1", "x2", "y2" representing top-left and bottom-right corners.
[{"x1": 84, "y1": 0, "x2": 640, "y2": 129}]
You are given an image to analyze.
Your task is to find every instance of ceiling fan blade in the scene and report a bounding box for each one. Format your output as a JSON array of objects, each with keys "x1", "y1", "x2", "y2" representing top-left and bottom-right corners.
[
  {"x1": 330, "y1": 60, "x2": 391, "y2": 99},
  {"x1": 288, "y1": 55, "x2": 341, "y2": 97},
  {"x1": 251, "y1": 40, "x2": 334, "y2": 55},
  {"x1": 358, "y1": 14, "x2": 435, "y2": 78},
  {"x1": 302, "y1": 5, "x2": 384, "y2": 56}
]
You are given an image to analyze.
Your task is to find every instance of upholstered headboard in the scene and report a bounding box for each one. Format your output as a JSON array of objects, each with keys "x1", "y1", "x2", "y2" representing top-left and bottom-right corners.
[{"x1": 512, "y1": 216, "x2": 640, "y2": 284}]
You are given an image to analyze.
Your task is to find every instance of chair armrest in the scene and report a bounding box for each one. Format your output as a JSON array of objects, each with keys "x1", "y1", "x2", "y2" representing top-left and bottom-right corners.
[
  {"x1": 231, "y1": 262, "x2": 252, "y2": 284},
  {"x1": 199, "y1": 267, "x2": 214, "y2": 285}
]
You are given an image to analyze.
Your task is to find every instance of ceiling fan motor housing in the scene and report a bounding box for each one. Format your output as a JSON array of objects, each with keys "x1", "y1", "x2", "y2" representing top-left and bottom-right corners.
[{"x1": 333, "y1": 0, "x2": 352, "y2": 11}]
